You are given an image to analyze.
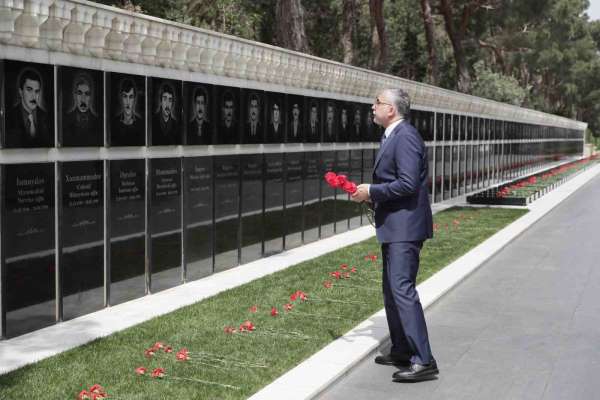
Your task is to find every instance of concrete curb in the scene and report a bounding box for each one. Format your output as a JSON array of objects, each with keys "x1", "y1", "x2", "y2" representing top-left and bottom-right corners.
[{"x1": 248, "y1": 161, "x2": 600, "y2": 400}]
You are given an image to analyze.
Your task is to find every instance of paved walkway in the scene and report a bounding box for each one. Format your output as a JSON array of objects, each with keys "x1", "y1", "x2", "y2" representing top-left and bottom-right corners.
[{"x1": 318, "y1": 172, "x2": 600, "y2": 399}]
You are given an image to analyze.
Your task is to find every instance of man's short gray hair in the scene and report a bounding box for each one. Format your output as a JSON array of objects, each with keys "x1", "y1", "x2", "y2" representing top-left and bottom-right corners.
[{"x1": 383, "y1": 88, "x2": 410, "y2": 119}]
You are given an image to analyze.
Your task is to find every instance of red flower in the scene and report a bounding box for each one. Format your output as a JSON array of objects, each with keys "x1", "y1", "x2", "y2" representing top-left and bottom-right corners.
[
  {"x1": 144, "y1": 348, "x2": 156, "y2": 358},
  {"x1": 324, "y1": 172, "x2": 339, "y2": 188},
  {"x1": 284, "y1": 303, "x2": 294, "y2": 311},
  {"x1": 77, "y1": 390, "x2": 90, "y2": 400},
  {"x1": 91, "y1": 393, "x2": 107, "y2": 400},
  {"x1": 239, "y1": 320, "x2": 255, "y2": 332},
  {"x1": 89, "y1": 384, "x2": 104, "y2": 394},
  {"x1": 330, "y1": 271, "x2": 341, "y2": 279},
  {"x1": 224, "y1": 326, "x2": 237, "y2": 334},
  {"x1": 342, "y1": 180, "x2": 357, "y2": 194},
  {"x1": 163, "y1": 346, "x2": 173, "y2": 353},
  {"x1": 152, "y1": 342, "x2": 165, "y2": 350},
  {"x1": 151, "y1": 368, "x2": 165, "y2": 379},
  {"x1": 336, "y1": 174, "x2": 348, "y2": 187},
  {"x1": 323, "y1": 280, "x2": 333, "y2": 288},
  {"x1": 298, "y1": 291, "x2": 308, "y2": 301},
  {"x1": 343, "y1": 272, "x2": 350, "y2": 279},
  {"x1": 135, "y1": 366, "x2": 147, "y2": 375},
  {"x1": 291, "y1": 290, "x2": 308, "y2": 301},
  {"x1": 340, "y1": 264, "x2": 348, "y2": 270},
  {"x1": 176, "y1": 348, "x2": 190, "y2": 361},
  {"x1": 350, "y1": 267, "x2": 357, "y2": 273},
  {"x1": 249, "y1": 305, "x2": 258, "y2": 313},
  {"x1": 271, "y1": 307, "x2": 279, "y2": 317},
  {"x1": 290, "y1": 292, "x2": 298, "y2": 301}
]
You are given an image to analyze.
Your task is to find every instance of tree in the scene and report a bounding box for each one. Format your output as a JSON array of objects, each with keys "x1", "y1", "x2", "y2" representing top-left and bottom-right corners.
[
  {"x1": 369, "y1": 0, "x2": 388, "y2": 71},
  {"x1": 420, "y1": 0, "x2": 439, "y2": 85},
  {"x1": 341, "y1": 0, "x2": 357, "y2": 64},
  {"x1": 275, "y1": 0, "x2": 310, "y2": 52}
]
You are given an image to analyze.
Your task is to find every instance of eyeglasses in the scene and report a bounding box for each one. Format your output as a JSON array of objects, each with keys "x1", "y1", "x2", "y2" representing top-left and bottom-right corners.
[{"x1": 374, "y1": 97, "x2": 392, "y2": 107}]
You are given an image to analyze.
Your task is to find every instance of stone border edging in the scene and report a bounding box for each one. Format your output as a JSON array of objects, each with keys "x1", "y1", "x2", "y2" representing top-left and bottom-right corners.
[{"x1": 248, "y1": 161, "x2": 600, "y2": 400}]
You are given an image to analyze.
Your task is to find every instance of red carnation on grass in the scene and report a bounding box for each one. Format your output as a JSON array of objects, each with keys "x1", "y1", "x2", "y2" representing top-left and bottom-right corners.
[
  {"x1": 152, "y1": 342, "x2": 165, "y2": 350},
  {"x1": 144, "y1": 348, "x2": 156, "y2": 358},
  {"x1": 343, "y1": 272, "x2": 350, "y2": 279},
  {"x1": 163, "y1": 346, "x2": 173, "y2": 354},
  {"x1": 330, "y1": 271, "x2": 342, "y2": 279},
  {"x1": 224, "y1": 326, "x2": 237, "y2": 334},
  {"x1": 135, "y1": 366, "x2": 147, "y2": 375},
  {"x1": 77, "y1": 384, "x2": 107, "y2": 400},
  {"x1": 350, "y1": 267, "x2": 357, "y2": 273},
  {"x1": 340, "y1": 264, "x2": 348, "y2": 270},
  {"x1": 239, "y1": 320, "x2": 256, "y2": 332},
  {"x1": 151, "y1": 368, "x2": 165, "y2": 379},
  {"x1": 271, "y1": 307, "x2": 279, "y2": 317},
  {"x1": 323, "y1": 280, "x2": 333, "y2": 289},
  {"x1": 176, "y1": 348, "x2": 190, "y2": 361},
  {"x1": 249, "y1": 305, "x2": 258, "y2": 313},
  {"x1": 284, "y1": 303, "x2": 294, "y2": 311},
  {"x1": 77, "y1": 390, "x2": 90, "y2": 400}
]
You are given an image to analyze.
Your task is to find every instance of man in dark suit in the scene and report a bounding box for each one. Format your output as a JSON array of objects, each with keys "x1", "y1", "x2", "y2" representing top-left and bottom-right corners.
[
  {"x1": 5, "y1": 68, "x2": 51, "y2": 148},
  {"x1": 63, "y1": 73, "x2": 101, "y2": 146},
  {"x1": 152, "y1": 83, "x2": 179, "y2": 145},
  {"x1": 352, "y1": 88, "x2": 437, "y2": 382},
  {"x1": 267, "y1": 102, "x2": 283, "y2": 142},
  {"x1": 307, "y1": 102, "x2": 320, "y2": 142},
  {"x1": 244, "y1": 94, "x2": 263, "y2": 144},
  {"x1": 188, "y1": 87, "x2": 211, "y2": 145},
  {"x1": 219, "y1": 91, "x2": 238, "y2": 144},
  {"x1": 111, "y1": 78, "x2": 144, "y2": 146}
]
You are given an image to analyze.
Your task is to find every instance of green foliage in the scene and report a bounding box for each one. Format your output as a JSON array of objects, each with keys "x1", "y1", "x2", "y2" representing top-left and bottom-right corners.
[{"x1": 471, "y1": 61, "x2": 528, "y2": 106}]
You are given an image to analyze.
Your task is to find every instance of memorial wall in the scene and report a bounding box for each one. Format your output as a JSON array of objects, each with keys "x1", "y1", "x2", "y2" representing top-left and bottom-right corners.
[{"x1": 0, "y1": 0, "x2": 586, "y2": 338}]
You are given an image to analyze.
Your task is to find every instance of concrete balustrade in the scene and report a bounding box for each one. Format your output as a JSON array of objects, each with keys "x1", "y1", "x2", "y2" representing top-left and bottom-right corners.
[{"x1": 0, "y1": 0, "x2": 587, "y2": 131}]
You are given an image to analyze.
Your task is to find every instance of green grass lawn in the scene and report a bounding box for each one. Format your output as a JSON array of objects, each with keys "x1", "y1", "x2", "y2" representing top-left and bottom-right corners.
[{"x1": 0, "y1": 206, "x2": 527, "y2": 400}]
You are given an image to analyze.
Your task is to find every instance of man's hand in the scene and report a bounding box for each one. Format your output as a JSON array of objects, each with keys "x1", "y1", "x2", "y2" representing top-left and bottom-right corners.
[{"x1": 351, "y1": 184, "x2": 370, "y2": 203}]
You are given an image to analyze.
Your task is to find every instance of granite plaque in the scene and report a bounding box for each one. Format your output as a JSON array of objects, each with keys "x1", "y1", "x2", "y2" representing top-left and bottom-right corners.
[
  {"x1": 320, "y1": 151, "x2": 336, "y2": 238},
  {"x1": 306, "y1": 98, "x2": 321, "y2": 143},
  {"x1": 109, "y1": 159, "x2": 145, "y2": 305},
  {"x1": 61, "y1": 161, "x2": 104, "y2": 320},
  {"x1": 149, "y1": 158, "x2": 182, "y2": 292},
  {"x1": 334, "y1": 150, "x2": 350, "y2": 233},
  {"x1": 3, "y1": 163, "x2": 55, "y2": 337},
  {"x1": 184, "y1": 157, "x2": 213, "y2": 280},
  {"x1": 240, "y1": 154, "x2": 263, "y2": 264},
  {"x1": 284, "y1": 152, "x2": 304, "y2": 249},
  {"x1": 349, "y1": 149, "x2": 362, "y2": 229},
  {"x1": 2, "y1": 60, "x2": 54, "y2": 148},
  {"x1": 265, "y1": 92, "x2": 285, "y2": 143},
  {"x1": 264, "y1": 153, "x2": 284, "y2": 255},
  {"x1": 214, "y1": 155, "x2": 240, "y2": 271},
  {"x1": 184, "y1": 82, "x2": 214, "y2": 145},
  {"x1": 108, "y1": 72, "x2": 145, "y2": 146},
  {"x1": 149, "y1": 78, "x2": 182, "y2": 145},
  {"x1": 216, "y1": 86, "x2": 241, "y2": 144},
  {"x1": 286, "y1": 95, "x2": 304, "y2": 143},
  {"x1": 241, "y1": 89, "x2": 265, "y2": 144},
  {"x1": 303, "y1": 152, "x2": 320, "y2": 243},
  {"x1": 58, "y1": 66, "x2": 103, "y2": 147}
]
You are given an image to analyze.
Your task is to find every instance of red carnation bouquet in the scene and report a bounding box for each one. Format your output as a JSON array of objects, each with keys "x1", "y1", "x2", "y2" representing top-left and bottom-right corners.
[{"x1": 324, "y1": 171, "x2": 357, "y2": 194}]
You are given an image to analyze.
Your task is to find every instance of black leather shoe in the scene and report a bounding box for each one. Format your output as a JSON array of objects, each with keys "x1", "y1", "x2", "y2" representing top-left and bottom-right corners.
[
  {"x1": 374, "y1": 353, "x2": 411, "y2": 367},
  {"x1": 392, "y1": 359, "x2": 439, "y2": 382}
]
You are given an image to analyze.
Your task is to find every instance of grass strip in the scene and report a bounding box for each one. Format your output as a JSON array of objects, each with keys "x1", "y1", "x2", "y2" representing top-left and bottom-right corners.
[{"x1": 0, "y1": 206, "x2": 527, "y2": 400}]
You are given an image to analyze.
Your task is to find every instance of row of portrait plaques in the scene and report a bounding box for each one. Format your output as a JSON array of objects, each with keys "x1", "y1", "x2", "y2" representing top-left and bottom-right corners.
[
  {"x1": 0, "y1": 59, "x2": 382, "y2": 148},
  {"x1": 1, "y1": 150, "x2": 376, "y2": 338}
]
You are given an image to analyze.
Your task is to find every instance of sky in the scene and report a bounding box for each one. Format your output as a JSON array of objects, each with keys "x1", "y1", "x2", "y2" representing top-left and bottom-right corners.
[{"x1": 588, "y1": 2, "x2": 600, "y2": 21}]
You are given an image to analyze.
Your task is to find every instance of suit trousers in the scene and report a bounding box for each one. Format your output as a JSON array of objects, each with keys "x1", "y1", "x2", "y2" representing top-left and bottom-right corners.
[{"x1": 382, "y1": 241, "x2": 433, "y2": 365}]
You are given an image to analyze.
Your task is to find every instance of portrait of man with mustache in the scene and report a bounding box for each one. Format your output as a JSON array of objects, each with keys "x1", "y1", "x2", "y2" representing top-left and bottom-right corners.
[
  {"x1": 151, "y1": 80, "x2": 180, "y2": 146},
  {"x1": 4, "y1": 64, "x2": 53, "y2": 148},
  {"x1": 62, "y1": 70, "x2": 102, "y2": 147}
]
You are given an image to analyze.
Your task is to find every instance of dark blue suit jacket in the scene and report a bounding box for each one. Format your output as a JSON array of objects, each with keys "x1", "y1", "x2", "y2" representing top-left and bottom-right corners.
[{"x1": 369, "y1": 120, "x2": 433, "y2": 243}]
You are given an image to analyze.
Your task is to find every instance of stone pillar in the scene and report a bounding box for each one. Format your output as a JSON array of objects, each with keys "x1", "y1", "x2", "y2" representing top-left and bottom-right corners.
[
  {"x1": 39, "y1": 1, "x2": 64, "y2": 51},
  {"x1": 104, "y1": 16, "x2": 124, "y2": 61},
  {"x1": 123, "y1": 19, "x2": 142, "y2": 63},
  {"x1": 13, "y1": 0, "x2": 40, "y2": 48}
]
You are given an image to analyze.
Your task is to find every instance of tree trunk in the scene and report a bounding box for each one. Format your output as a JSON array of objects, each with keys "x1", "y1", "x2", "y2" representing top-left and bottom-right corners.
[
  {"x1": 369, "y1": 0, "x2": 388, "y2": 71},
  {"x1": 420, "y1": 0, "x2": 438, "y2": 85},
  {"x1": 275, "y1": 0, "x2": 309, "y2": 53},
  {"x1": 439, "y1": 0, "x2": 472, "y2": 92},
  {"x1": 341, "y1": 0, "x2": 357, "y2": 64}
]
